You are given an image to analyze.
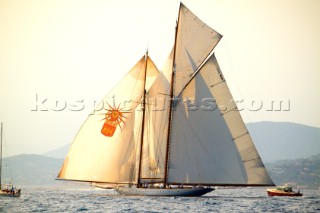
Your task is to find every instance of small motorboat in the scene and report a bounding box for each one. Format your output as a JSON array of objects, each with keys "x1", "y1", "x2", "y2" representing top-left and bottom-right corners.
[
  {"x1": 266, "y1": 185, "x2": 302, "y2": 197},
  {"x1": 0, "y1": 185, "x2": 21, "y2": 197}
]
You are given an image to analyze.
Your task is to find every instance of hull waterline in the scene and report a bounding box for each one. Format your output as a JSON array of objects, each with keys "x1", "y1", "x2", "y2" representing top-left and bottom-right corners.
[{"x1": 115, "y1": 187, "x2": 214, "y2": 196}]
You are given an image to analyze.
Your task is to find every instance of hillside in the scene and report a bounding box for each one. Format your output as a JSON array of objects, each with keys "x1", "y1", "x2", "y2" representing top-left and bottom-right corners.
[
  {"x1": 246, "y1": 122, "x2": 320, "y2": 162},
  {"x1": 43, "y1": 143, "x2": 70, "y2": 159},
  {"x1": 266, "y1": 154, "x2": 320, "y2": 189},
  {"x1": 1, "y1": 154, "x2": 63, "y2": 186}
]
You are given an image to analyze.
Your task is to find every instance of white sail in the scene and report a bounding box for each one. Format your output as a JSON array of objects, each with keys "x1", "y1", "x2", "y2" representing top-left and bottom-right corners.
[
  {"x1": 138, "y1": 49, "x2": 174, "y2": 181},
  {"x1": 161, "y1": 48, "x2": 174, "y2": 82},
  {"x1": 140, "y1": 72, "x2": 170, "y2": 180},
  {"x1": 58, "y1": 56, "x2": 158, "y2": 183},
  {"x1": 174, "y1": 3, "x2": 222, "y2": 96},
  {"x1": 167, "y1": 54, "x2": 274, "y2": 185},
  {"x1": 202, "y1": 55, "x2": 274, "y2": 185}
]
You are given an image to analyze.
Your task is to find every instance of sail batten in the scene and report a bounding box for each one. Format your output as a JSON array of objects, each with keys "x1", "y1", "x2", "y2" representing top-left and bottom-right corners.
[{"x1": 232, "y1": 132, "x2": 249, "y2": 140}]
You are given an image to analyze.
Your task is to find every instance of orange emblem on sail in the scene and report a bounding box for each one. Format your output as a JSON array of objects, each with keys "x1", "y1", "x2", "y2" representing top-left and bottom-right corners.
[{"x1": 101, "y1": 103, "x2": 128, "y2": 137}]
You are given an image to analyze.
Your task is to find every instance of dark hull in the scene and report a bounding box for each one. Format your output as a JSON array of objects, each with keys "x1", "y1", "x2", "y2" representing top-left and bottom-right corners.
[{"x1": 115, "y1": 187, "x2": 214, "y2": 196}]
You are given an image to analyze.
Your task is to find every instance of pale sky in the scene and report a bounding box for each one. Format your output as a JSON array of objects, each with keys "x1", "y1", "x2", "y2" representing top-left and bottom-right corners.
[{"x1": 0, "y1": 0, "x2": 319, "y2": 157}]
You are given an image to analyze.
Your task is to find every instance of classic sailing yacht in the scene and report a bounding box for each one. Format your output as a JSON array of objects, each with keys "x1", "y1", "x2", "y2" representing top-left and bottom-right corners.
[
  {"x1": 57, "y1": 3, "x2": 274, "y2": 196},
  {"x1": 0, "y1": 123, "x2": 21, "y2": 197}
]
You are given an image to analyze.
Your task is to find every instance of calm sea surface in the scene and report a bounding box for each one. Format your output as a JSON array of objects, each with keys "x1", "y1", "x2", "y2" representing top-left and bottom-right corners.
[{"x1": 1, "y1": 186, "x2": 319, "y2": 212}]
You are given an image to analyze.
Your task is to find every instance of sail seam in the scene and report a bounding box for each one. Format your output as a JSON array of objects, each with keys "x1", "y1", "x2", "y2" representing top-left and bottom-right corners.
[
  {"x1": 243, "y1": 157, "x2": 261, "y2": 163},
  {"x1": 221, "y1": 106, "x2": 238, "y2": 115},
  {"x1": 232, "y1": 132, "x2": 249, "y2": 141},
  {"x1": 209, "y1": 80, "x2": 225, "y2": 88}
]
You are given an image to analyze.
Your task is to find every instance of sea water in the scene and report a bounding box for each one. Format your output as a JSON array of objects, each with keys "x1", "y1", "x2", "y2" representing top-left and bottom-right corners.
[{"x1": 1, "y1": 186, "x2": 319, "y2": 212}]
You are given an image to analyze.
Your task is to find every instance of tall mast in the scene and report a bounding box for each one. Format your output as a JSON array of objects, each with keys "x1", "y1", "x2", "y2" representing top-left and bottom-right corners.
[
  {"x1": 0, "y1": 123, "x2": 3, "y2": 187},
  {"x1": 163, "y1": 3, "x2": 181, "y2": 187},
  {"x1": 137, "y1": 51, "x2": 148, "y2": 188}
]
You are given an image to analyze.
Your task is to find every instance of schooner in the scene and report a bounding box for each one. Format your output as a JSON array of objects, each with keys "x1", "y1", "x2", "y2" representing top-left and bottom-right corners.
[{"x1": 57, "y1": 3, "x2": 274, "y2": 196}]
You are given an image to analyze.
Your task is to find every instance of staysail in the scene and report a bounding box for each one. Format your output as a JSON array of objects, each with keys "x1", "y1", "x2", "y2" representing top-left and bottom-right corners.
[
  {"x1": 57, "y1": 55, "x2": 158, "y2": 184},
  {"x1": 139, "y1": 72, "x2": 171, "y2": 181}
]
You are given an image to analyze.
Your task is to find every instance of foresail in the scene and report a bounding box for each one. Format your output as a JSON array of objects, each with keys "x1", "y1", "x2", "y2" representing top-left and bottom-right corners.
[
  {"x1": 57, "y1": 55, "x2": 158, "y2": 184},
  {"x1": 174, "y1": 3, "x2": 222, "y2": 96},
  {"x1": 167, "y1": 54, "x2": 274, "y2": 186}
]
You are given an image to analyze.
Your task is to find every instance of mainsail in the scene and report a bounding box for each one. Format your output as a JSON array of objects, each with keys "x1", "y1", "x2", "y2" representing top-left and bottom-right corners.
[
  {"x1": 57, "y1": 3, "x2": 274, "y2": 188},
  {"x1": 168, "y1": 54, "x2": 273, "y2": 185}
]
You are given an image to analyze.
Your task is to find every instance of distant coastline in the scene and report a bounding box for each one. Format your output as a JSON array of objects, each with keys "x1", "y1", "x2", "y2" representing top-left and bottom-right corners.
[
  {"x1": 2, "y1": 153, "x2": 319, "y2": 189},
  {"x1": 2, "y1": 121, "x2": 320, "y2": 188}
]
